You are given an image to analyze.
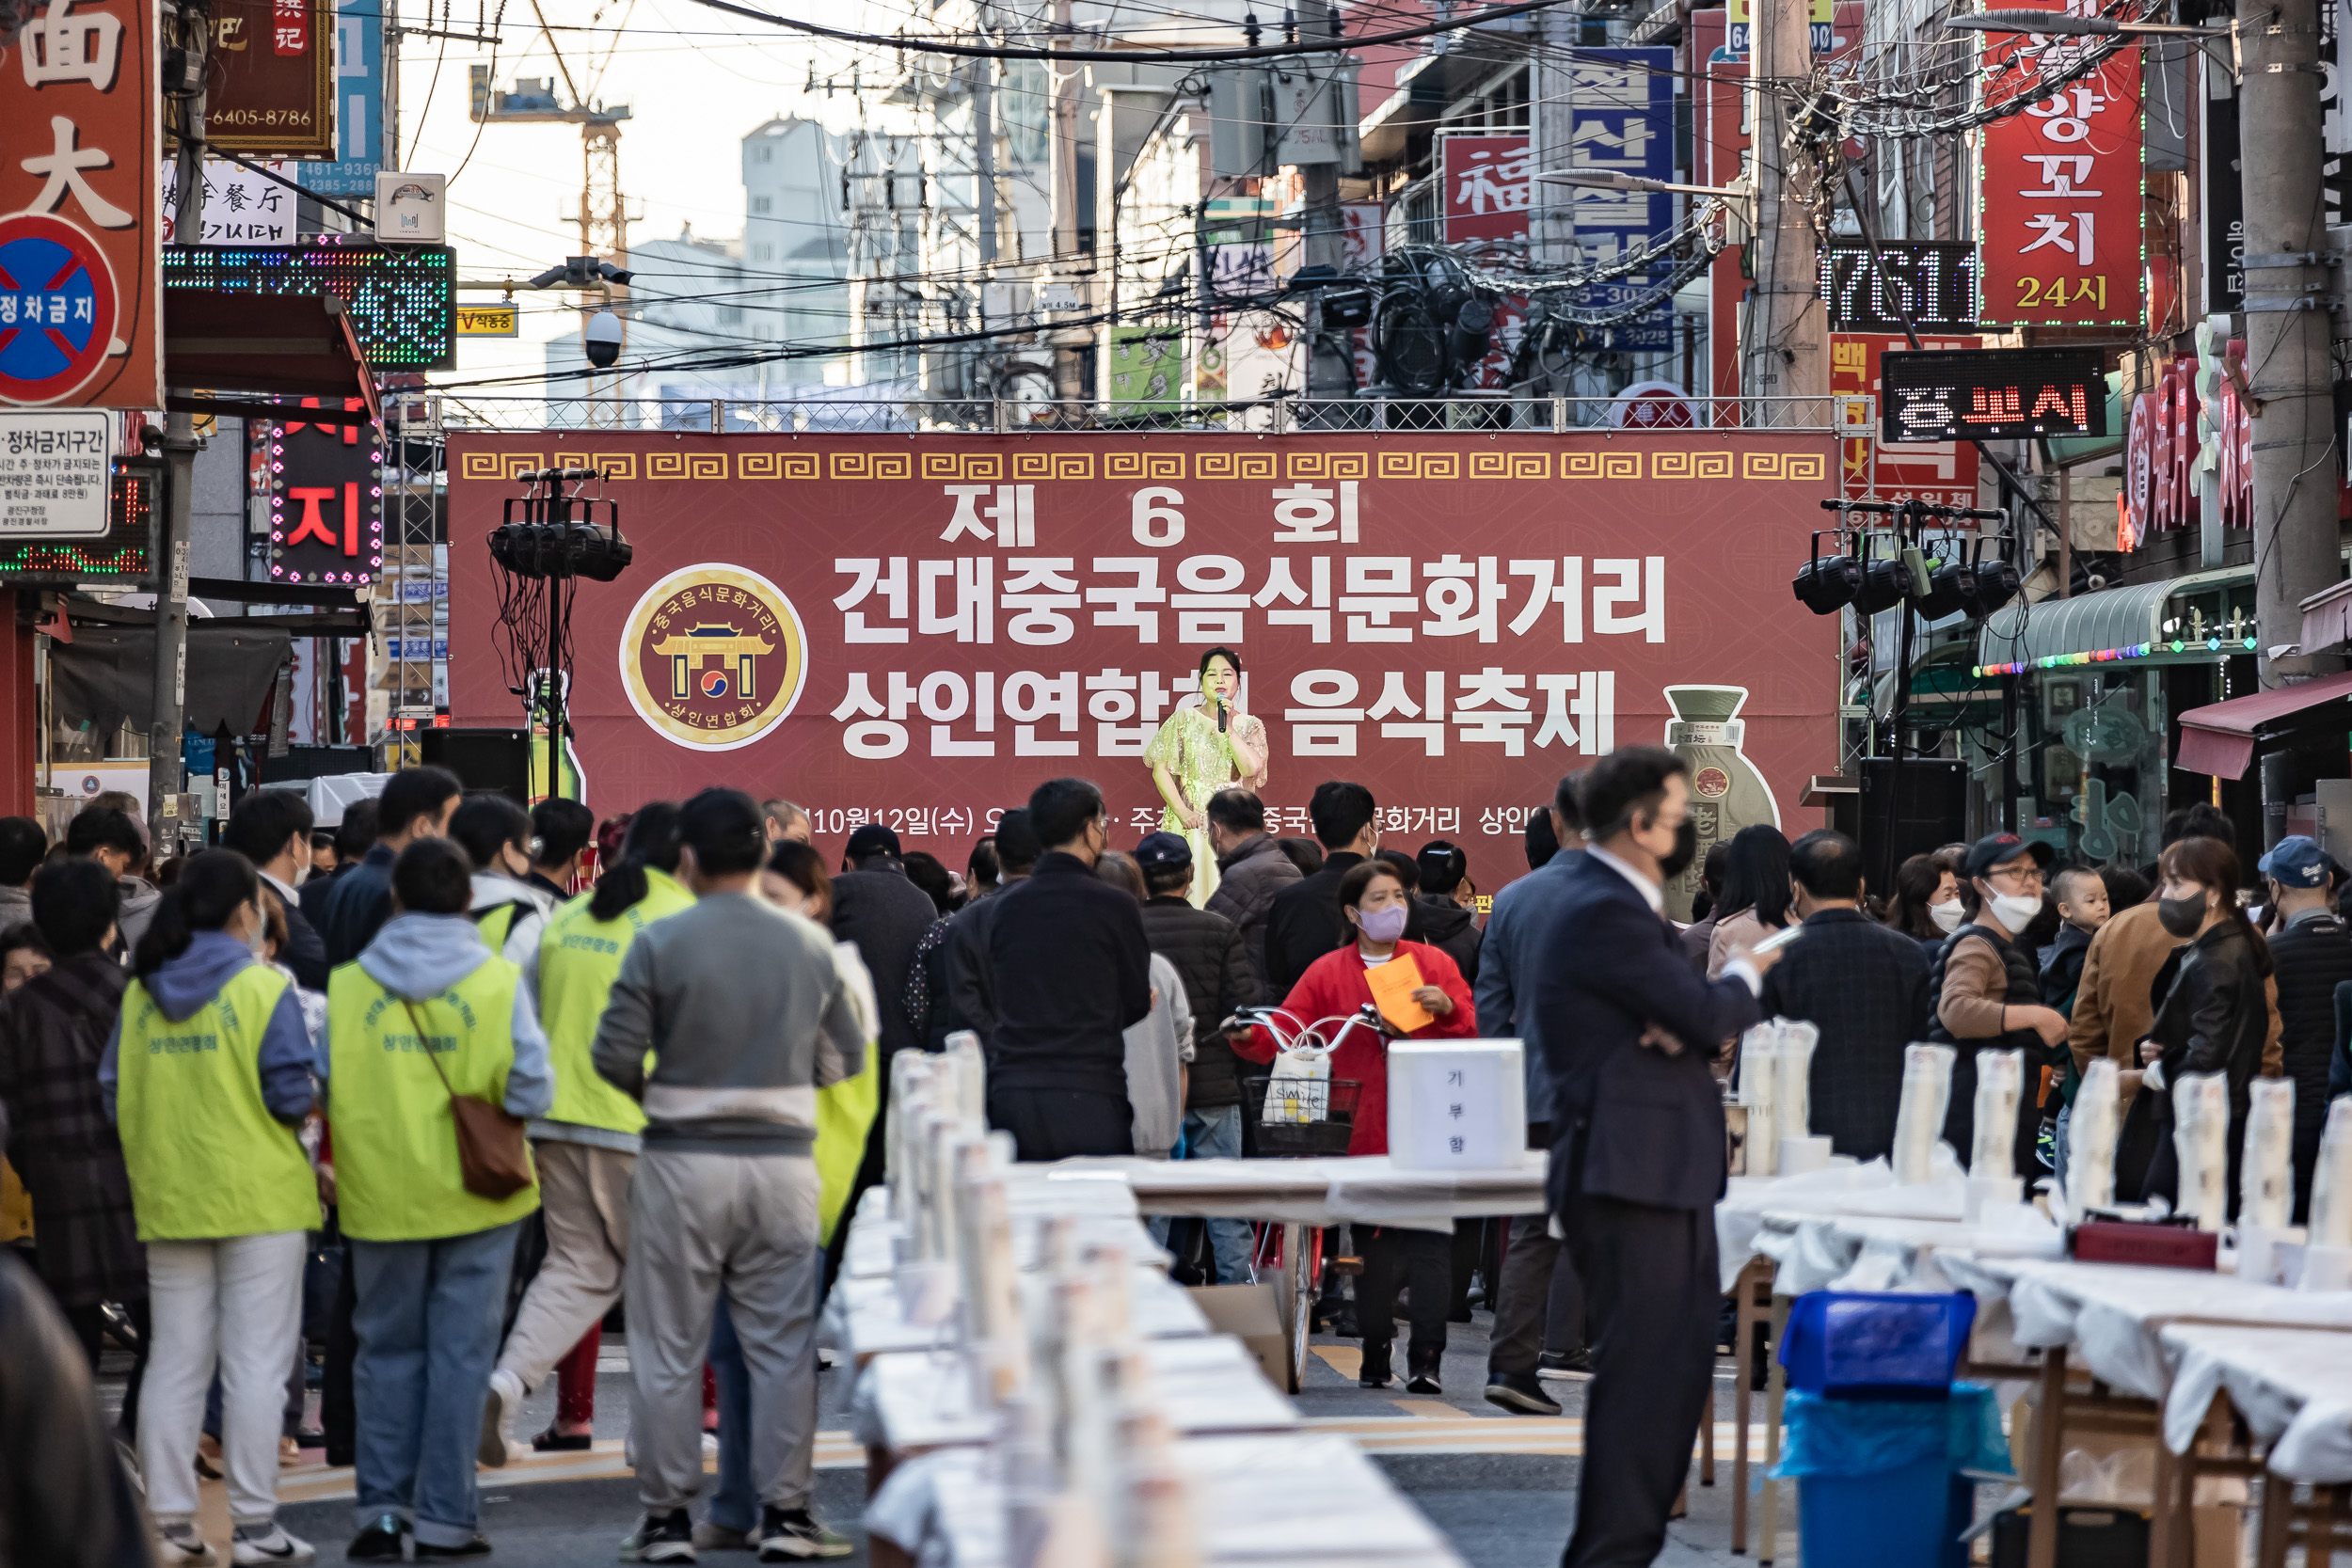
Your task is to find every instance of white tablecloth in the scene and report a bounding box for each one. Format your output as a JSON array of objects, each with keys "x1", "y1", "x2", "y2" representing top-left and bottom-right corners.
[
  {"x1": 827, "y1": 1265, "x2": 1208, "y2": 1362},
  {"x1": 1041, "y1": 1152, "x2": 1547, "y2": 1234},
  {"x1": 1938, "y1": 1255, "x2": 2352, "y2": 1400},
  {"x1": 853, "y1": 1334, "x2": 1298, "y2": 1454},
  {"x1": 866, "y1": 1434, "x2": 1464, "y2": 1566},
  {"x1": 1714, "y1": 1153, "x2": 1971, "y2": 1290},
  {"x1": 1751, "y1": 1208, "x2": 2065, "y2": 1296},
  {"x1": 2157, "y1": 1323, "x2": 2352, "y2": 1481}
]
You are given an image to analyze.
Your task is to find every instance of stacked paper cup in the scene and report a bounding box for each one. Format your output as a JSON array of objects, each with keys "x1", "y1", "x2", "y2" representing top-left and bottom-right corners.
[
  {"x1": 1965, "y1": 1048, "x2": 2025, "y2": 1219},
  {"x1": 2303, "y1": 1099, "x2": 2352, "y2": 1290},
  {"x1": 1891, "y1": 1043, "x2": 1956, "y2": 1186},
  {"x1": 2170, "y1": 1071, "x2": 2232, "y2": 1232},
  {"x1": 2065, "y1": 1058, "x2": 2122, "y2": 1218},
  {"x1": 2237, "y1": 1078, "x2": 2300, "y2": 1283}
]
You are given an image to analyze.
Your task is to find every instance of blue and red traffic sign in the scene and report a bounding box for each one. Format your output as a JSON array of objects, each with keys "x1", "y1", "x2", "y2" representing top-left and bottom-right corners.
[{"x1": 0, "y1": 213, "x2": 119, "y2": 405}]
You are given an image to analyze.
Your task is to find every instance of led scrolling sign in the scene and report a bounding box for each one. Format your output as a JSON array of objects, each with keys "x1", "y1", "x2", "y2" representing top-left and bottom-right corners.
[{"x1": 1880, "y1": 346, "x2": 2108, "y2": 442}]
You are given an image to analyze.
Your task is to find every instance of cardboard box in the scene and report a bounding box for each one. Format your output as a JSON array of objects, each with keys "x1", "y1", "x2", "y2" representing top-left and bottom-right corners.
[{"x1": 1188, "y1": 1282, "x2": 1293, "y2": 1393}]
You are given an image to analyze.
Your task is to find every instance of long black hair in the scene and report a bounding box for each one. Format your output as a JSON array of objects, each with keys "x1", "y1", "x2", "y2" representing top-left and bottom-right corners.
[
  {"x1": 588, "y1": 801, "x2": 683, "y2": 922},
  {"x1": 134, "y1": 848, "x2": 259, "y2": 979},
  {"x1": 1718, "y1": 823, "x2": 1794, "y2": 931}
]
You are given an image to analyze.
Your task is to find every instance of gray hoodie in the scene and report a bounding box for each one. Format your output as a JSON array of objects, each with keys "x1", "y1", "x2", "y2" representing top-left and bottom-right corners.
[
  {"x1": 100, "y1": 930, "x2": 315, "y2": 1123},
  {"x1": 116, "y1": 877, "x2": 161, "y2": 951},
  {"x1": 313, "y1": 912, "x2": 555, "y2": 1119}
]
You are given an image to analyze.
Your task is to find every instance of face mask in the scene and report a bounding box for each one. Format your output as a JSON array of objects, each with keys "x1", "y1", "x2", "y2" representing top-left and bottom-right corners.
[
  {"x1": 1930, "y1": 899, "x2": 1965, "y2": 934},
  {"x1": 1658, "y1": 817, "x2": 1700, "y2": 880},
  {"x1": 1986, "y1": 892, "x2": 2042, "y2": 933},
  {"x1": 2157, "y1": 893, "x2": 2209, "y2": 939},
  {"x1": 1357, "y1": 904, "x2": 1408, "y2": 943},
  {"x1": 246, "y1": 907, "x2": 268, "y2": 959}
]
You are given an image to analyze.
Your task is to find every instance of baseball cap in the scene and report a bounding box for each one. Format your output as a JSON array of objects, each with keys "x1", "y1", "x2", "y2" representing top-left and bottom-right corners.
[
  {"x1": 1134, "y1": 831, "x2": 1193, "y2": 873},
  {"x1": 2258, "y1": 834, "x2": 2330, "y2": 889},
  {"x1": 844, "y1": 823, "x2": 902, "y2": 861},
  {"x1": 1963, "y1": 832, "x2": 2056, "y2": 880}
]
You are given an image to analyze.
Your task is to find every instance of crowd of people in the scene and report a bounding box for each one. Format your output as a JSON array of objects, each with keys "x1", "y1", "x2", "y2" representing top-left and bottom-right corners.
[{"x1": 2, "y1": 750, "x2": 2346, "y2": 1568}]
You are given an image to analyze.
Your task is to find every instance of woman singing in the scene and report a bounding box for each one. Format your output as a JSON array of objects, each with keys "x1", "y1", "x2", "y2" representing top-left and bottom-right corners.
[{"x1": 1143, "y1": 647, "x2": 1268, "y2": 908}]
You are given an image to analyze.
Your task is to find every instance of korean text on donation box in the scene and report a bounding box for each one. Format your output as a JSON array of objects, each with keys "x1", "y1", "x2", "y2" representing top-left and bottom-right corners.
[{"x1": 1387, "y1": 1040, "x2": 1526, "y2": 1172}]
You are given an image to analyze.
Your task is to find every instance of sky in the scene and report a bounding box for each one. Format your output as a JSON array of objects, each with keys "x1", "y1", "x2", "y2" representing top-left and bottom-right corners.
[{"x1": 395, "y1": 0, "x2": 887, "y2": 393}]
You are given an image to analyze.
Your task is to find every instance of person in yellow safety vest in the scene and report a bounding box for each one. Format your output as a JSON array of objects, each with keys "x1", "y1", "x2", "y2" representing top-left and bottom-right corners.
[
  {"x1": 479, "y1": 801, "x2": 693, "y2": 1468},
  {"x1": 99, "y1": 849, "x2": 322, "y2": 1568},
  {"x1": 320, "y1": 838, "x2": 553, "y2": 1564},
  {"x1": 692, "y1": 837, "x2": 882, "y2": 1553},
  {"x1": 592, "y1": 789, "x2": 866, "y2": 1563},
  {"x1": 448, "y1": 797, "x2": 553, "y2": 961}
]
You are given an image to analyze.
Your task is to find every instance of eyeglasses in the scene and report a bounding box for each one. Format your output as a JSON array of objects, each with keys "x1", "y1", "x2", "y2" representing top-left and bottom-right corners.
[{"x1": 1985, "y1": 863, "x2": 2044, "y2": 887}]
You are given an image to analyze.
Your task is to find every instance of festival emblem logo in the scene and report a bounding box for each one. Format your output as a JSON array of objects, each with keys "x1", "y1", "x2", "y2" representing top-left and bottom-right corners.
[{"x1": 618, "y1": 563, "x2": 807, "y2": 751}]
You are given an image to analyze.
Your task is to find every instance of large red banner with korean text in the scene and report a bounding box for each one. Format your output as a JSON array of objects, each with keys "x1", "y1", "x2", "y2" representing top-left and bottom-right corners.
[
  {"x1": 1978, "y1": 7, "x2": 2144, "y2": 328},
  {"x1": 0, "y1": 0, "x2": 162, "y2": 409},
  {"x1": 1832, "y1": 333, "x2": 1982, "y2": 506},
  {"x1": 445, "y1": 434, "x2": 1840, "y2": 895}
]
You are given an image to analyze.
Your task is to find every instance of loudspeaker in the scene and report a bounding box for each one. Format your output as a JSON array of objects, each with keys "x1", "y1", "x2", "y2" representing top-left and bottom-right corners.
[
  {"x1": 1858, "y1": 757, "x2": 1967, "y2": 897},
  {"x1": 419, "y1": 728, "x2": 531, "y2": 805}
]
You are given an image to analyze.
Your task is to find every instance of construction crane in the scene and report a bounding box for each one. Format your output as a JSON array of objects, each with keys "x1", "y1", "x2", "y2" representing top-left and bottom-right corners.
[{"x1": 469, "y1": 0, "x2": 637, "y2": 410}]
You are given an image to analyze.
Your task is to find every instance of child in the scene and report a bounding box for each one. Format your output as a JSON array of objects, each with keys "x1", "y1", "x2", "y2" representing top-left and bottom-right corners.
[{"x1": 2040, "y1": 864, "x2": 2110, "y2": 1184}]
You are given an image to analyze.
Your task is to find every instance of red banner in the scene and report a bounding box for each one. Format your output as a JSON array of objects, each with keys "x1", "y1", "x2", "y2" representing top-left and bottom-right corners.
[
  {"x1": 447, "y1": 434, "x2": 1840, "y2": 908},
  {"x1": 1440, "y1": 135, "x2": 1531, "y2": 245},
  {"x1": 1977, "y1": 8, "x2": 2144, "y2": 328},
  {"x1": 0, "y1": 0, "x2": 162, "y2": 410},
  {"x1": 1832, "y1": 333, "x2": 1982, "y2": 506}
]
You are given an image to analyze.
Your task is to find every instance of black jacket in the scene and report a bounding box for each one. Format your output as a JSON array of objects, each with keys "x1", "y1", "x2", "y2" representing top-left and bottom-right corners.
[
  {"x1": 1927, "y1": 924, "x2": 2045, "y2": 1173},
  {"x1": 1413, "y1": 894, "x2": 1482, "y2": 988},
  {"x1": 1756, "y1": 907, "x2": 1932, "y2": 1162},
  {"x1": 2267, "y1": 911, "x2": 2351, "y2": 1219},
  {"x1": 2144, "y1": 921, "x2": 2273, "y2": 1124},
  {"x1": 945, "y1": 893, "x2": 1003, "y2": 1047},
  {"x1": 1263, "y1": 850, "x2": 1366, "y2": 998},
  {"x1": 833, "y1": 858, "x2": 942, "y2": 1063},
  {"x1": 1203, "y1": 832, "x2": 1302, "y2": 990},
  {"x1": 2041, "y1": 921, "x2": 2094, "y2": 1019},
  {"x1": 262, "y1": 872, "x2": 329, "y2": 991},
  {"x1": 315, "y1": 843, "x2": 396, "y2": 968},
  {"x1": 987, "y1": 853, "x2": 1153, "y2": 1100},
  {"x1": 1138, "y1": 895, "x2": 1261, "y2": 1110},
  {"x1": 1526, "y1": 853, "x2": 1759, "y2": 1212}
]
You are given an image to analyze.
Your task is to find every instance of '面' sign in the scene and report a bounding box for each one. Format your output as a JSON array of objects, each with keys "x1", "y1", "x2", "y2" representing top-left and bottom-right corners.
[{"x1": 1880, "y1": 346, "x2": 2107, "y2": 443}]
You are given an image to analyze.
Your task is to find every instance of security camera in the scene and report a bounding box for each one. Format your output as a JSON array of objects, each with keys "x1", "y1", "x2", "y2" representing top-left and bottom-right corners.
[{"x1": 583, "y1": 310, "x2": 623, "y2": 370}]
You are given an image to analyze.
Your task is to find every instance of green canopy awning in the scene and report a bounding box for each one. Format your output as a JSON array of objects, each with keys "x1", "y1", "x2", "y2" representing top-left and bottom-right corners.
[{"x1": 1975, "y1": 568, "x2": 2253, "y2": 674}]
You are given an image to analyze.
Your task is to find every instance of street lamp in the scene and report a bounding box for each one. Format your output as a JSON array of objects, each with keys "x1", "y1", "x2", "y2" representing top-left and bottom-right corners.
[{"x1": 1942, "y1": 10, "x2": 2228, "y2": 35}]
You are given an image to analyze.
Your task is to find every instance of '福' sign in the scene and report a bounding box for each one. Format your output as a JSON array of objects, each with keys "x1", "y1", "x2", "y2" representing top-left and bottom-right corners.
[
  {"x1": 0, "y1": 0, "x2": 163, "y2": 410},
  {"x1": 1977, "y1": 0, "x2": 2145, "y2": 328}
]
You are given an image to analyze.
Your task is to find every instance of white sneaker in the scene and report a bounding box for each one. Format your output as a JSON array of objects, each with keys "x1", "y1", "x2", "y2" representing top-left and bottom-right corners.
[
  {"x1": 230, "y1": 1526, "x2": 315, "y2": 1566},
  {"x1": 157, "y1": 1526, "x2": 218, "y2": 1566},
  {"x1": 480, "y1": 1367, "x2": 525, "y2": 1468}
]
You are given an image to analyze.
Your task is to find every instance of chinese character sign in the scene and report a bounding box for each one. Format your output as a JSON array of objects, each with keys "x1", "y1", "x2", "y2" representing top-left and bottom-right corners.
[
  {"x1": 0, "y1": 0, "x2": 161, "y2": 410},
  {"x1": 1563, "y1": 48, "x2": 1675, "y2": 352},
  {"x1": 205, "y1": 0, "x2": 334, "y2": 158},
  {"x1": 1441, "y1": 135, "x2": 1531, "y2": 245},
  {"x1": 445, "y1": 434, "x2": 1839, "y2": 901},
  {"x1": 160, "y1": 158, "x2": 295, "y2": 245},
  {"x1": 1979, "y1": 8, "x2": 2144, "y2": 327},
  {"x1": 1831, "y1": 334, "x2": 1982, "y2": 506}
]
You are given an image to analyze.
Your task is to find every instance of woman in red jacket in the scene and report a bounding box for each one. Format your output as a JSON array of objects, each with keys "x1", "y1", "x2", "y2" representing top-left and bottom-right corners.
[{"x1": 1234, "y1": 858, "x2": 1476, "y2": 1392}]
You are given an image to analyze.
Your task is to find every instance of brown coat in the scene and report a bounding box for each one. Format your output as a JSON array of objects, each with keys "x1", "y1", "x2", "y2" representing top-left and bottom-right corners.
[{"x1": 2067, "y1": 902, "x2": 2282, "y2": 1099}]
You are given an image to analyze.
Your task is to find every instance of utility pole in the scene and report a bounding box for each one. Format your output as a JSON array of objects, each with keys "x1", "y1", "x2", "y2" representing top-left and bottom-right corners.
[
  {"x1": 1299, "y1": 5, "x2": 1347, "y2": 411},
  {"x1": 972, "y1": 55, "x2": 998, "y2": 268},
  {"x1": 152, "y1": 0, "x2": 207, "y2": 829},
  {"x1": 1742, "y1": 0, "x2": 1827, "y2": 420},
  {"x1": 2239, "y1": 0, "x2": 2339, "y2": 684},
  {"x1": 1532, "y1": 3, "x2": 1576, "y2": 396},
  {"x1": 1046, "y1": 0, "x2": 1084, "y2": 399}
]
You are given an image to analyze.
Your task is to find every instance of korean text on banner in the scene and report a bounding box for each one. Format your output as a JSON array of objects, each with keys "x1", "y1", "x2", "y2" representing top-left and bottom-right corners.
[
  {"x1": 1978, "y1": 5, "x2": 2145, "y2": 328},
  {"x1": 441, "y1": 432, "x2": 1838, "y2": 917},
  {"x1": 1832, "y1": 334, "x2": 1983, "y2": 506},
  {"x1": 0, "y1": 0, "x2": 163, "y2": 410},
  {"x1": 1559, "y1": 47, "x2": 1676, "y2": 352}
]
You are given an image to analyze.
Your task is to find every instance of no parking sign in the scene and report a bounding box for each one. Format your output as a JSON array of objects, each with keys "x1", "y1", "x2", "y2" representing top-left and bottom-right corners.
[{"x1": 0, "y1": 214, "x2": 121, "y2": 406}]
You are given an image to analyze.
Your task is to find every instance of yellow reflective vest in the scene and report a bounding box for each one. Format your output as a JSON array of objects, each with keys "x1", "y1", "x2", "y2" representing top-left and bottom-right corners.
[{"x1": 534, "y1": 870, "x2": 695, "y2": 1136}]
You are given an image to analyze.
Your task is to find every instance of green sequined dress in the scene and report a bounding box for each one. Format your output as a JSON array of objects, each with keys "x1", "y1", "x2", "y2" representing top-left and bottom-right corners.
[{"x1": 1141, "y1": 703, "x2": 1268, "y2": 908}]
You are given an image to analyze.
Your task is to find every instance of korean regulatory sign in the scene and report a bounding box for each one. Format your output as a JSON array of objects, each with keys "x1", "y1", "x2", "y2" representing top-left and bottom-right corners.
[
  {"x1": 0, "y1": 214, "x2": 121, "y2": 406},
  {"x1": 0, "y1": 410, "x2": 112, "y2": 534}
]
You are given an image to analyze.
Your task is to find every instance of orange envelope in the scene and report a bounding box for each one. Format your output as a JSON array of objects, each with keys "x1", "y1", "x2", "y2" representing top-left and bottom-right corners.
[{"x1": 1365, "y1": 951, "x2": 1433, "y2": 1034}]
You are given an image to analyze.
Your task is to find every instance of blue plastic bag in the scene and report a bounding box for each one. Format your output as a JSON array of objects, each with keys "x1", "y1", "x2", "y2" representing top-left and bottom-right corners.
[{"x1": 1771, "y1": 1382, "x2": 2015, "y2": 1481}]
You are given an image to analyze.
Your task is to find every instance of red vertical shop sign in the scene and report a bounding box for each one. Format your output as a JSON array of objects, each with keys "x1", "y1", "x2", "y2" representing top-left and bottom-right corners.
[
  {"x1": 1978, "y1": 8, "x2": 2144, "y2": 328},
  {"x1": 1440, "y1": 135, "x2": 1531, "y2": 245},
  {"x1": 1830, "y1": 333, "x2": 1983, "y2": 505},
  {"x1": 0, "y1": 0, "x2": 162, "y2": 409}
]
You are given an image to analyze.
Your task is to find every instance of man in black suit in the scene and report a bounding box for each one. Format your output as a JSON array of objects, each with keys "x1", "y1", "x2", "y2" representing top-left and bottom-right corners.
[
  {"x1": 1527, "y1": 747, "x2": 1775, "y2": 1568},
  {"x1": 298, "y1": 799, "x2": 378, "y2": 927},
  {"x1": 1758, "y1": 830, "x2": 1932, "y2": 1162},
  {"x1": 1261, "y1": 780, "x2": 1378, "y2": 997}
]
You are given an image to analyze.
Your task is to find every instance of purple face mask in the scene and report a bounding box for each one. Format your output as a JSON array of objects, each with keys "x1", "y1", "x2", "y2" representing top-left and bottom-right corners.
[{"x1": 1358, "y1": 903, "x2": 1408, "y2": 943}]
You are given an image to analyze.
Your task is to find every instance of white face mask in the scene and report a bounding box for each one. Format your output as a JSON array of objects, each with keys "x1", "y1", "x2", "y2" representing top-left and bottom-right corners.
[
  {"x1": 1929, "y1": 898, "x2": 1964, "y2": 934},
  {"x1": 1986, "y1": 892, "x2": 2042, "y2": 933}
]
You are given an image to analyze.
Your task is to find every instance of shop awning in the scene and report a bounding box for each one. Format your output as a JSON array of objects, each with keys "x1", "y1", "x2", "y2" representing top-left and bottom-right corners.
[
  {"x1": 162, "y1": 291, "x2": 380, "y2": 423},
  {"x1": 2173, "y1": 669, "x2": 2352, "y2": 779},
  {"x1": 2298, "y1": 578, "x2": 2352, "y2": 656},
  {"x1": 1975, "y1": 567, "x2": 2253, "y2": 673}
]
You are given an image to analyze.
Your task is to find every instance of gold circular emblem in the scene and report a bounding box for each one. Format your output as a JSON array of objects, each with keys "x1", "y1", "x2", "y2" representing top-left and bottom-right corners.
[
  {"x1": 1693, "y1": 766, "x2": 1731, "y2": 800},
  {"x1": 618, "y1": 563, "x2": 807, "y2": 752}
]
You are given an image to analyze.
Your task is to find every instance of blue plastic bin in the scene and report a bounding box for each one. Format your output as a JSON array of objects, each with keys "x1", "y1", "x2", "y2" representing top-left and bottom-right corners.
[
  {"x1": 1772, "y1": 1384, "x2": 2014, "y2": 1568},
  {"x1": 1779, "y1": 1291, "x2": 1977, "y2": 1398}
]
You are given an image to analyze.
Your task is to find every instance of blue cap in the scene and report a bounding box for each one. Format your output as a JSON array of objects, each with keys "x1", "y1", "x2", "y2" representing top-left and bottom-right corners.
[
  {"x1": 2258, "y1": 834, "x2": 2330, "y2": 889},
  {"x1": 1135, "y1": 831, "x2": 1193, "y2": 872}
]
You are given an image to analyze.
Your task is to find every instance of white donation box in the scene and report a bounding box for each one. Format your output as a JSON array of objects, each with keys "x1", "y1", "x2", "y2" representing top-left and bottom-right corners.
[{"x1": 1386, "y1": 1039, "x2": 1527, "y2": 1172}]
